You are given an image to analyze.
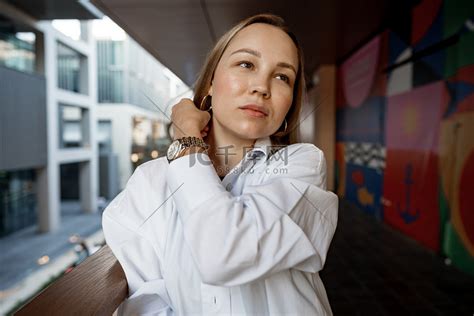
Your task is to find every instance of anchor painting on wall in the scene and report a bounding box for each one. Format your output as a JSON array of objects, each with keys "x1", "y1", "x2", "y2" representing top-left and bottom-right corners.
[{"x1": 383, "y1": 81, "x2": 447, "y2": 251}]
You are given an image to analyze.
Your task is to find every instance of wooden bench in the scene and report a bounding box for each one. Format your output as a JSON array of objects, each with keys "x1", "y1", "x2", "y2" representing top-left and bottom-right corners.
[{"x1": 15, "y1": 245, "x2": 128, "y2": 315}]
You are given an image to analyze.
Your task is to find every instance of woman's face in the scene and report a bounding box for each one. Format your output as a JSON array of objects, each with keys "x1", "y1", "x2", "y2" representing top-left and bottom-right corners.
[{"x1": 209, "y1": 23, "x2": 299, "y2": 141}]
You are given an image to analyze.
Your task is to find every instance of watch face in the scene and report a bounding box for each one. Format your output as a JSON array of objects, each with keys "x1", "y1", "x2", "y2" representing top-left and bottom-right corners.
[{"x1": 167, "y1": 140, "x2": 181, "y2": 160}]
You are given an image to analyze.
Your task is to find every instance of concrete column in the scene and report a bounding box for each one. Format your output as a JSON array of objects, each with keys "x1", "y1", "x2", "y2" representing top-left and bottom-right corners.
[
  {"x1": 81, "y1": 21, "x2": 98, "y2": 213},
  {"x1": 79, "y1": 161, "x2": 97, "y2": 213},
  {"x1": 80, "y1": 21, "x2": 89, "y2": 42},
  {"x1": 82, "y1": 106, "x2": 91, "y2": 148},
  {"x1": 313, "y1": 65, "x2": 336, "y2": 191},
  {"x1": 36, "y1": 165, "x2": 60, "y2": 233},
  {"x1": 79, "y1": 54, "x2": 89, "y2": 95},
  {"x1": 37, "y1": 25, "x2": 61, "y2": 232}
]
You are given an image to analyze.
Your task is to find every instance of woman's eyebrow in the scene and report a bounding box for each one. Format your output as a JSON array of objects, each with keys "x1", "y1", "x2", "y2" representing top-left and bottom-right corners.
[
  {"x1": 277, "y1": 62, "x2": 297, "y2": 75},
  {"x1": 230, "y1": 48, "x2": 297, "y2": 74},
  {"x1": 230, "y1": 48, "x2": 261, "y2": 57}
]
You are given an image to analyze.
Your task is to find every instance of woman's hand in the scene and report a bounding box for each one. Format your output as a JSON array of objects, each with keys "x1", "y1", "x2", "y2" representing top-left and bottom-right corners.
[{"x1": 170, "y1": 98, "x2": 211, "y2": 139}]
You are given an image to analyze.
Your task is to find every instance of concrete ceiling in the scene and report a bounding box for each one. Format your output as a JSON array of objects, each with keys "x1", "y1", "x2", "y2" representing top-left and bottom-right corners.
[
  {"x1": 6, "y1": 0, "x2": 100, "y2": 20},
  {"x1": 91, "y1": 0, "x2": 415, "y2": 87}
]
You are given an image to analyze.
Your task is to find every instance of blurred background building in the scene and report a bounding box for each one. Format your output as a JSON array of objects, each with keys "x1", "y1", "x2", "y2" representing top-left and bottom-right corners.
[
  {"x1": 0, "y1": 2, "x2": 98, "y2": 238},
  {"x1": 94, "y1": 19, "x2": 190, "y2": 193},
  {"x1": 0, "y1": 1, "x2": 189, "y2": 312},
  {"x1": 0, "y1": 4, "x2": 190, "y2": 238}
]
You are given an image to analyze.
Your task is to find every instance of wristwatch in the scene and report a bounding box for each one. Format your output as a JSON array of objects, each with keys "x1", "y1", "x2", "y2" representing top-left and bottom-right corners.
[{"x1": 167, "y1": 136, "x2": 209, "y2": 163}]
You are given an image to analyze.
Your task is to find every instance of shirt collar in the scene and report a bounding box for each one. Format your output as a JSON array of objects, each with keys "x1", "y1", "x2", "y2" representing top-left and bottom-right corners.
[{"x1": 244, "y1": 136, "x2": 273, "y2": 161}]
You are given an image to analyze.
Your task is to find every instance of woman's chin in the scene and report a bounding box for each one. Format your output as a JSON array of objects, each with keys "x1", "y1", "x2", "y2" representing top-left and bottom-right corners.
[
  {"x1": 213, "y1": 121, "x2": 270, "y2": 141},
  {"x1": 236, "y1": 130, "x2": 268, "y2": 141}
]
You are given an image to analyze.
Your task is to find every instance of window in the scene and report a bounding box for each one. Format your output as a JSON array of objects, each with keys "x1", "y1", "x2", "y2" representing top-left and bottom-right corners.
[
  {"x1": 97, "y1": 120, "x2": 112, "y2": 153},
  {"x1": 0, "y1": 30, "x2": 36, "y2": 73},
  {"x1": 58, "y1": 104, "x2": 89, "y2": 148},
  {"x1": 0, "y1": 169, "x2": 37, "y2": 237},
  {"x1": 97, "y1": 40, "x2": 124, "y2": 103},
  {"x1": 57, "y1": 42, "x2": 88, "y2": 94}
]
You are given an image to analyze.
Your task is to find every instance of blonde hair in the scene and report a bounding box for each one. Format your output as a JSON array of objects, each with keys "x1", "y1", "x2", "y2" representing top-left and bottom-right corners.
[{"x1": 193, "y1": 13, "x2": 305, "y2": 146}]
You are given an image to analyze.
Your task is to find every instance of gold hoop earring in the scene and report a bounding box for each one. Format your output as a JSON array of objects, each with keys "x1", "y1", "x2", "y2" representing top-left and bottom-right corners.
[
  {"x1": 281, "y1": 118, "x2": 288, "y2": 133},
  {"x1": 200, "y1": 95, "x2": 212, "y2": 111}
]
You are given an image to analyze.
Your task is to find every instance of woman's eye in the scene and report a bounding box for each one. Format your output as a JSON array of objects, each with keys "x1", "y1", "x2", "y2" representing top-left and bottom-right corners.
[
  {"x1": 238, "y1": 61, "x2": 254, "y2": 69},
  {"x1": 276, "y1": 74, "x2": 290, "y2": 84}
]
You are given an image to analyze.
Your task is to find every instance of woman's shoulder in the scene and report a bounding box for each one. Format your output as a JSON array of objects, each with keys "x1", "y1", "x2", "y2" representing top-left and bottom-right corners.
[
  {"x1": 269, "y1": 142, "x2": 325, "y2": 167},
  {"x1": 286, "y1": 142, "x2": 323, "y2": 156}
]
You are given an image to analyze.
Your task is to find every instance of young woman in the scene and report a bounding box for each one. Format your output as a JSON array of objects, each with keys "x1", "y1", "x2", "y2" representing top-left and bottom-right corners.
[{"x1": 103, "y1": 13, "x2": 338, "y2": 315}]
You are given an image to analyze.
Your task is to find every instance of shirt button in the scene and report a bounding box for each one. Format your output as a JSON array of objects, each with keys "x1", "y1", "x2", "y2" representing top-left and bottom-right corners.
[{"x1": 226, "y1": 183, "x2": 233, "y2": 191}]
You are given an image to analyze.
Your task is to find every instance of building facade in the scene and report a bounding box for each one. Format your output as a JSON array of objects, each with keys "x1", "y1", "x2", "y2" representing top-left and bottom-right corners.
[
  {"x1": 0, "y1": 4, "x2": 190, "y2": 237},
  {"x1": 0, "y1": 2, "x2": 98, "y2": 235}
]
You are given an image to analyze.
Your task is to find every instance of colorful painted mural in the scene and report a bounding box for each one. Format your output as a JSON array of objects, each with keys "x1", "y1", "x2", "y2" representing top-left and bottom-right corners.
[
  {"x1": 384, "y1": 82, "x2": 446, "y2": 251},
  {"x1": 336, "y1": 0, "x2": 474, "y2": 275},
  {"x1": 440, "y1": 113, "x2": 474, "y2": 275},
  {"x1": 336, "y1": 32, "x2": 387, "y2": 218}
]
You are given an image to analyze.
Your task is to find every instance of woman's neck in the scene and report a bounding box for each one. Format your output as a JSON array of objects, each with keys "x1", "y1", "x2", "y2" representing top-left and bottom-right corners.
[{"x1": 204, "y1": 120, "x2": 256, "y2": 177}]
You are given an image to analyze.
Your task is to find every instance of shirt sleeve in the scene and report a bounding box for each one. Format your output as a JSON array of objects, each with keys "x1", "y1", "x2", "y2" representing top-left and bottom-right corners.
[
  {"x1": 102, "y1": 167, "x2": 173, "y2": 315},
  {"x1": 166, "y1": 144, "x2": 338, "y2": 287}
]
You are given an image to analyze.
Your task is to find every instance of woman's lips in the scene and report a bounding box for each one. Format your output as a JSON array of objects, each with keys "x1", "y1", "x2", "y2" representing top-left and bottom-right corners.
[{"x1": 240, "y1": 108, "x2": 267, "y2": 118}]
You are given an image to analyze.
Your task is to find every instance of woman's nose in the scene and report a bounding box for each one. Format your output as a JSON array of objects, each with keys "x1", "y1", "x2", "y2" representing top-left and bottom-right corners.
[{"x1": 250, "y1": 75, "x2": 271, "y2": 99}]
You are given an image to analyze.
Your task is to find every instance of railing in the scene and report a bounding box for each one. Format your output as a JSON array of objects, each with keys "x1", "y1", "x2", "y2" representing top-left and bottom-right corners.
[{"x1": 15, "y1": 245, "x2": 127, "y2": 315}]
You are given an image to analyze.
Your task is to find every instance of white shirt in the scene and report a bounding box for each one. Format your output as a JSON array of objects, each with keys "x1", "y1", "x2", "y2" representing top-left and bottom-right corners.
[{"x1": 102, "y1": 136, "x2": 338, "y2": 315}]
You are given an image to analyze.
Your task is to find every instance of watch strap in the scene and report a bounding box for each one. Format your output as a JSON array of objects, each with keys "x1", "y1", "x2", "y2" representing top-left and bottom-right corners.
[
  {"x1": 168, "y1": 136, "x2": 209, "y2": 163},
  {"x1": 179, "y1": 136, "x2": 209, "y2": 151}
]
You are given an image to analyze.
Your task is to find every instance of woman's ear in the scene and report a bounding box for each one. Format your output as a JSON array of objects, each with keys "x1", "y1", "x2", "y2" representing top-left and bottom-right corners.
[{"x1": 208, "y1": 84, "x2": 213, "y2": 96}]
